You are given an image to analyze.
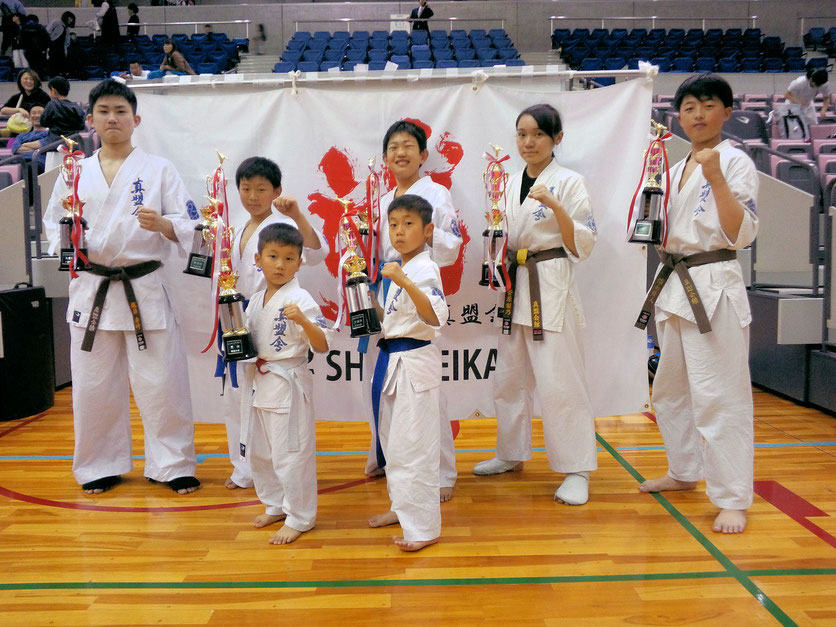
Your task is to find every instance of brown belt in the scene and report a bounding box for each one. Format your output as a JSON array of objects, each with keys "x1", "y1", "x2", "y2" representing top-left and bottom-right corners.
[
  {"x1": 635, "y1": 248, "x2": 737, "y2": 334},
  {"x1": 502, "y1": 247, "x2": 567, "y2": 340}
]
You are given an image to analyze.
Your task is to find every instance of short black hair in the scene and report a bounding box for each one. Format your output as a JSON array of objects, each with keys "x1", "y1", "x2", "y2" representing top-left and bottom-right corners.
[
  {"x1": 388, "y1": 194, "x2": 433, "y2": 226},
  {"x1": 674, "y1": 73, "x2": 734, "y2": 110},
  {"x1": 382, "y1": 120, "x2": 427, "y2": 154},
  {"x1": 48, "y1": 76, "x2": 70, "y2": 97},
  {"x1": 61, "y1": 11, "x2": 75, "y2": 26},
  {"x1": 88, "y1": 79, "x2": 138, "y2": 114},
  {"x1": 516, "y1": 103, "x2": 563, "y2": 137},
  {"x1": 807, "y1": 68, "x2": 829, "y2": 87},
  {"x1": 128, "y1": 58, "x2": 143, "y2": 66},
  {"x1": 236, "y1": 156, "x2": 282, "y2": 188},
  {"x1": 128, "y1": 3, "x2": 138, "y2": 12},
  {"x1": 257, "y1": 222, "x2": 303, "y2": 255}
]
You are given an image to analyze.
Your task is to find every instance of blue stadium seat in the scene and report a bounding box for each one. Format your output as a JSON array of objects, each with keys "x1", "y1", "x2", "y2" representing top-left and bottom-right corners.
[
  {"x1": 320, "y1": 61, "x2": 340, "y2": 71},
  {"x1": 497, "y1": 48, "x2": 518, "y2": 61},
  {"x1": 694, "y1": 57, "x2": 716, "y2": 72},
  {"x1": 413, "y1": 60, "x2": 434, "y2": 69},
  {"x1": 430, "y1": 29, "x2": 448, "y2": 40},
  {"x1": 281, "y1": 50, "x2": 303, "y2": 64},
  {"x1": 302, "y1": 50, "x2": 324, "y2": 63},
  {"x1": 716, "y1": 57, "x2": 738, "y2": 72},
  {"x1": 762, "y1": 57, "x2": 783, "y2": 72},
  {"x1": 650, "y1": 56, "x2": 672, "y2": 72},
  {"x1": 411, "y1": 31, "x2": 429, "y2": 45},
  {"x1": 785, "y1": 57, "x2": 806, "y2": 72},
  {"x1": 371, "y1": 30, "x2": 389, "y2": 40},
  {"x1": 306, "y1": 39, "x2": 327, "y2": 51},
  {"x1": 603, "y1": 57, "x2": 626, "y2": 71},
  {"x1": 286, "y1": 39, "x2": 305, "y2": 51},
  {"x1": 552, "y1": 28, "x2": 571, "y2": 47},
  {"x1": 341, "y1": 61, "x2": 358, "y2": 71},
  {"x1": 324, "y1": 49, "x2": 344, "y2": 62},
  {"x1": 454, "y1": 48, "x2": 475, "y2": 61},
  {"x1": 739, "y1": 57, "x2": 760, "y2": 72},
  {"x1": 489, "y1": 29, "x2": 507, "y2": 38},
  {"x1": 368, "y1": 49, "x2": 389, "y2": 62},
  {"x1": 476, "y1": 47, "x2": 498, "y2": 61},
  {"x1": 581, "y1": 58, "x2": 603, "y2": 71},
  {"x1": 504, "y1": 59, "x2": 525, "y2": 66},
  {"x1": 368, "y1": 61, "x2": 387, "y2": 70},
  {"x1": 196, "y1": 62, "x2": 217, "y2": 75},
  {"x1": 352, "y1": 31, "x2": 370, "y2": 40},
  {"x1": 332, "y1": 31, "x2": 349, "y2": 41},
  {"x1": 369, "y1": 39, "x2": 389, "y2": 51},
  {"x1": 671, "y1": 57, "x2": 694, "y2": 72},
  {"x1": 784, "y1": 46, "x2": 804, "y2": 58},
  {"x1": 804, "y1": 28, "x2": 826, "y2": 50},
  {"x1": 313, "y1": 31, "x2": 331, "y2": 40},
  {"x1": 273, "y1": 62, "x2": 296, "y2": 73},
  {"x1": 433, "y1": 48, "x2": 453, "y2": 61},
  {"x1": 327, "y1": 39, "x2": 348, "y2": 51},
  {"x1": 292, "y1": 31, "x2": 311, "y2": 42},
  {"x1": 345, "y1": 49, "x2": 367, "y2": 63},
  {"x1": 458, "y1": 59, "x2": 480, "y2": 68},
  {"x1": 808, "y1": 57, "x2": 828, "y2": 69},
  {"x1": 412, "y1": 45, "x2": 432, "y2": 61},
  {"x1": 190, "y1": 33, "x2": 208, "y2": 45},
  {"x1": 390, "y1": 55, "x2": 411, "y2": 69},
  {"x1": 298, "y1": 61, "x2": 320, "y2": 72},
  {"x1": 435, "y1": 59, "x2": 457, "y2": 69},
  {"x1": 391, "y1": 40, "x2": 410, "y2": 55},
  {"x1": 470, "y1": 29, "x2": 487, "y2": 39}
]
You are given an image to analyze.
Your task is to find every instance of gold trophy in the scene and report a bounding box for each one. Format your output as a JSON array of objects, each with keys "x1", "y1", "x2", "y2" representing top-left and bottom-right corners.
[
  {"x1": 218, "y1": 225, "x2": 258, "y2": 361},
  {"x1": 57, "y1": 137, "x2": 88, "y2": 272},
  {"x1": 480, "y1": 143, "x2": 510, "y2": 287},
  {"x1": 183, "y1": 196, "x2": 220, "y2": 277},
  {"x1": 629, "y1": 121, "x2": 669, "y2": 245},
  {"x1": 340, "y1": 212, "x2": 381, "y2": 338}
]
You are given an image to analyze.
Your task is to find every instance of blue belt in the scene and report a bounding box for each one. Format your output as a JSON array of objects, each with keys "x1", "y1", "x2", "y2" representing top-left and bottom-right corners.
[{"x1": 370, "y1": 337, "x2": 431, "y2": 469}]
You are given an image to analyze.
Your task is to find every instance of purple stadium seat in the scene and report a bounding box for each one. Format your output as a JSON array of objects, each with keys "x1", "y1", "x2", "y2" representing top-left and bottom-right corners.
[{"x1": 812, "y1": 139, "x2": 836, "y2": 155}]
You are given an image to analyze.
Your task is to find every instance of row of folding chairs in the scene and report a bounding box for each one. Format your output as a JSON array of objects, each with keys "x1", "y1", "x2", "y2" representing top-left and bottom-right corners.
[{"x1": 273, "y1": 58, "x2": 525, "y2": 73}]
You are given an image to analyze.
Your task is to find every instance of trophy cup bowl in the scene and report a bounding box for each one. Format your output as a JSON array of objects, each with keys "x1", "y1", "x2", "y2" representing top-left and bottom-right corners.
[{"x1": 339, "y1": 216, "x2": 381, "y2": 338}]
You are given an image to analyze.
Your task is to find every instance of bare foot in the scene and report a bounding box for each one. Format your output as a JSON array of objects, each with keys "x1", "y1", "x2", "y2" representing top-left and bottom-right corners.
[
  {"x1": 713, "y1": 509, "x2": 747, "y2": 534},
  {"x1": 366, "y1": 468, "x2": 385, "y2": 478},
  {"x1": 440, "y1": 487, "x2": 453, "y2": 503},
  {"x1": 225, "y1": 477, "x2": 243, "y2": 489},
  {"x1": 253, "y1": 513, "x2": 286, "y2": 528},
  {"x1": 393, "y1": 536, "x2": 438, "y2": 552},
  {"x1": 269, "y1": 525, "x2": 304, "y2": 545},
  {"x1": 639, "y1": 475, "x2": 697, "y2": 493},
  {"x1": 369, "y1": 511, "x2": 399, "y2": 528}
]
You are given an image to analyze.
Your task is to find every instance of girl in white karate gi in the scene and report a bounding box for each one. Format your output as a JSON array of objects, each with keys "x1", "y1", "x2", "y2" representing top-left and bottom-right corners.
[{"x1": 473, "y1": 104, "x2": 598, "y2": 506}]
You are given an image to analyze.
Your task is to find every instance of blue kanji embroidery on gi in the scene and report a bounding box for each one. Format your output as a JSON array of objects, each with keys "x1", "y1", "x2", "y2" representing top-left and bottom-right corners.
[
  {"x1": 695, "y1": 182, "x2": 711, "y2": 216},
  {"x1": 587, "y1": 214, "x2": 597, "y2": 232},
  {"x1": 270, "y1": 313, "x2": 288, "y2": 351},
  {"x1": 387, "y1": 287, "x2": 403, "y2": 315},
  {"x1": 130, "y1": 177, "x2": 145, "y2": 215},
  {"x1": 533, "y1": 206, "x2": 547, "y2": 221},
  {"x1": 450, "y1": 219, "x2": 461, "y2": 238},
  {"x1": 315, "y1": 314, "x2": 328, "y2": 328},
  {"x1": 744, "y1": 198, "x2": 757, "y2": 215},
  {"x1": 186, "y1": 200, "x2": 198, "y2": 219},
  {"x1": 431, "y1": 286, "x2": 445, "y2": 301}
]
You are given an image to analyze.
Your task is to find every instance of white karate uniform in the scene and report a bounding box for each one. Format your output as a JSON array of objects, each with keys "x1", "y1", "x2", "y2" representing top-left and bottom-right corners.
[
  {"x1": 365, "y1": 176, "x2": 462, "y2": 486},
  {"x1": 245, "y1": 277, "x2": 333, "y2": 532},
  {"x1": 493, "y1": 160, "x2": 598, "y2": 474},
  {"x1": 378, "y1": 251, "x2": 449, "y2": 541},
  {"x1": 43, "y1": 147, "x2": 198, "y2": 485},
  {"x1": 222, "y1": 212, "x2": 328, "y2": 489},
  {"x1": 651, "y1": 139, "x2": 758, "y2": 510},
  {"x1": 786, "y1": 75, "x2": 831, "y2": 126}
]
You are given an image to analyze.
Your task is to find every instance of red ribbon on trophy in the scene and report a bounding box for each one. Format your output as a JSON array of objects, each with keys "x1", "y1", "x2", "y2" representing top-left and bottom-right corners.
[
  {"x1": 364, "y1": 157, "x2": 382, "y2": 282},
  {"x1": 480, "y1": 145, "x2": 512, "y2": 291},
  {"x1": 332, "y1": 199, "x2": 363, "y2": 330},
  {"x1": 59, "y1": 137, "x2": 89, "y2": 278},
  {"x1": 627, "y1": 121, "x2": 672, "y2": 246}
]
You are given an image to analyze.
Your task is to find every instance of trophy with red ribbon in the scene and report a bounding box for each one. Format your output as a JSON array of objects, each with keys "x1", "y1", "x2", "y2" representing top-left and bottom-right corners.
[
  {"x1": 338, "y1": 200, "x2": 381, "y2": 338},
  {"x1": 628, "y1": 121, "x2": 671, "y2": 245},
  {"x1": 57, "y1": 137, "x2": 89, "y2": 274},
  {"x1": 480, "y1": 144, "x2": 511, "y2": 289},
  {"x1": 217, "y1": 225, "x2": 258, "y2": 361},
  {"x1": 184, "y1": 195, "x2": 219, "y2": 277}
]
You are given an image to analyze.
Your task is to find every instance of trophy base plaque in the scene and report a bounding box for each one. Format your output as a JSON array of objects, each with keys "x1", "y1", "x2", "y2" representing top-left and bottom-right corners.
[
  {"x1": 629, "y1": 219, "x2": 662, "y2": 245},
  {"x1": 223, "y1": 333, "x2": 258, "y2": 362},
  {"x1": 59, "y1": 247, "x2": 88, "y2": 272},
  {"x1": 479, "y1": 262, "x2": 504, "y2": 287},
  {"x1": 349, "y1": 308, "x2": 381, "y2": 338},
  {"x1": 184, "y1": 253, "x2": 213, "y2": 277}
]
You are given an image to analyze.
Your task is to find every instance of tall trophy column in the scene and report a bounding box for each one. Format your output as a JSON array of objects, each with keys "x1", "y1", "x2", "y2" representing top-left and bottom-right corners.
[
  {"x1": 340, "y1": 214, "x2": 381, "y2": 338},
  {"x1": 480, "y1": 144, "x2": 510, "y2": 289},
  {"x1": 629, "y1": 121, "x2": 671, "y2": 245},
  {"x1": 218, "y1": 228, "x2": 258, "y2": 361},
  {"x1": 57, "y1": 137, "x2": 88, "y2": 273}
]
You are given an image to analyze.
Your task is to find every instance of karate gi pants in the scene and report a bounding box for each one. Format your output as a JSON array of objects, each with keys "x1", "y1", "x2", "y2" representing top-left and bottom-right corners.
[
  {"x1": 378, "y1": 361, "x2": 441, "y2": 542},
  {"x1": 69, "y1": 323, "x2": 196, "y2": 485},
  {"x1": 493, "y1": 311, "x2": 598, "y2": 474},
  {"x1": 362, "y1": 343, "x2": 457, "y2": 488},
  {"x1": 652, "y1": 295, "x2": 754, "y2": 510},
  {"x1": 222, "y1": 377, "x2": 254, "y2": 488},
  {"x1": 250, "y1": 407, "x2": 317, "y2": 532}
]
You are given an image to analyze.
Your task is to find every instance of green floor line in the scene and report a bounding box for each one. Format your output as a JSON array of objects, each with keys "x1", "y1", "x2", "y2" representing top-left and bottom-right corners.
[
  {"x1": 596, "y1": 433, "x2": 797, "y2": 627},
  {"x1": 2, "y1": 568, "x2": 835, "y2": 592}
]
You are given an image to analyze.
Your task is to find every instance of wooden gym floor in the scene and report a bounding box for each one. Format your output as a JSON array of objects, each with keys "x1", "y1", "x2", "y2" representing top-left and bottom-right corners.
[{"x1": 1, "y1": 387, "x2": 835, "y2": 626}]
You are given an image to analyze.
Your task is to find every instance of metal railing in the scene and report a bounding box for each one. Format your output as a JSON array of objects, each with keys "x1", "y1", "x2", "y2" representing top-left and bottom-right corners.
[
  {"x1": 293, "y1": 17, "x2": 505, "y2": 33},
  {"x1": 100, "y1": 19, "x2": 252, "y2": 38},
  {"x1": 549, "y1": 15, "x2": 759, "y2": 33}
]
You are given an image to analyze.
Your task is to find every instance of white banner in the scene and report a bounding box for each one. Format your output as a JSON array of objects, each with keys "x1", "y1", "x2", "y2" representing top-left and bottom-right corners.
[{"x1": 133, "y1": 75, "x2": 653, "y2": 423}]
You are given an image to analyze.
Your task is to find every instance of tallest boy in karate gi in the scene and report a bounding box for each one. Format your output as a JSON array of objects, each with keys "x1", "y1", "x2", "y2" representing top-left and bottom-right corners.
[
  {"x1": 638, "y1": 74, "x2": 759, "y2": 534},
  {"x1": 43, "y1": 79, "x2": 200, "y2": 495}
]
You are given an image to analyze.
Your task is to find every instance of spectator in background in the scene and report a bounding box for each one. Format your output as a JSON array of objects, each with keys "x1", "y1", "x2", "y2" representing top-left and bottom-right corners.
[
  {"x1": 10, "y1": 103, "x2": 47, "y2": 168},
  {"x1": 0, "y1": 68, "x2": 50, "y2": 136},
  {"x1": 119, "y1": 58, "x2": 149, "y2": 80},
  {"x1": 19, "y1": 14, "x2": 49, "y2": 78},
  {"x1": 204, "y1": 24, "x2": 213, "y2": 36},
  {"x1": 99, "y1": 0, "x2": 119, "y2": 45},
  {"x1": 0, "y1": 0, "x2": 25, "y2": 56},
  {"x1": 41, "y1": 76, "x2": 85, "y2": 145},
  {"x1": 409, "y1": 0, "x2": 434, "y2": 32},
  {"x1": 785, "y1": 68, "x2": 833, "y2": 128},
  {"x1": 126, "y1": 3, "x2": 140, "y2": 39},
  {"x1": 147, "y1": 38, "x2": 194, "y2": 78},
  {"x1": 46, "y1": 11, "x2": 75, "y2": 77}
]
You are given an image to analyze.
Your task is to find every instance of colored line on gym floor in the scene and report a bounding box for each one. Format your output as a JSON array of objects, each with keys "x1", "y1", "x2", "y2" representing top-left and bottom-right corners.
[
  {"x1": 754, "y1": 480, "x2": 836, "y2": 550},
  {"x1": 2, "y1": 568, "x2": 835, "y2": 592},
  {"x1": 596, "y1": 432, "x2": 796, "y2": 626},
  {"x1": 0, "y1": 413, "x2": 46, "y2": 439}
]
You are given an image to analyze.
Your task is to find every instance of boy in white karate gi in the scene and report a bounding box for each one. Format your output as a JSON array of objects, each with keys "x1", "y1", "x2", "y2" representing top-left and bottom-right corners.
[
  {"x1": 785, "y1": 68, "x2": 832, "y2": 128},
  {"x1": 244, "y1": 223, "x2": 332, "y2": 545},
  {"x1": 222, "y1": 156, "x2": 328, "y2": 491},
  {"x1": 367, "y1": 194, "x2": 449, "y2": 552},
  {"x1": 637, "y1": 74, "x2": 759, "y2": 534},
  {"x1": 364, "y1": 120, "x2": 462, "y2": 503},
  {"x1": 43, "y1": 79, "x2": 199, "y2": 495}
]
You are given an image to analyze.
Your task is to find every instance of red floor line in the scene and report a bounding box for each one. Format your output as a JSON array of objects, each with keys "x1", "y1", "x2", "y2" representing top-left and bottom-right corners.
[
  {"x1": 0, "y1": 414, "x2": 47, "y2": 439},
  {"x1": 643, "y1": 411, "x2": 657, "y2": 424}
]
